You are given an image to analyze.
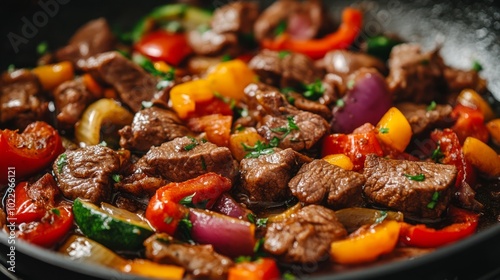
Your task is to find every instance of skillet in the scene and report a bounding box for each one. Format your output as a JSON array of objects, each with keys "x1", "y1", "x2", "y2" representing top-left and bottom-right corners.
[{"x1": 0, "y1": 0, "x2": 500, "y2": 279}]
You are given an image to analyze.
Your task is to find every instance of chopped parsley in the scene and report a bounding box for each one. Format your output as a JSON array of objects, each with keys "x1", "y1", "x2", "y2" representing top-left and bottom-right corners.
[
  {"x1": 278, "y1": 50, "x2": 290, "y2": 59},
  {"x1": 57, "y1": 154, "x2": 67, "y2": 173},
  {"x1": 336, "y1": 99, "x2": 345, "y2": 108},
  {"x1": 156, "y1": 80, "x2": 172, "y2": 90},
  {"x1": 253, "y1": 238, "x2": 266, "y2": 258},
  {"x1": 282, "y1": 272, "x2": 297, "y2": 280},
  {"x1": 247, "y1": 213, "x2": 268, "y2": 228},
  {"x1": 136, "y1": 55, "x2": 175, "y2": 81},
  {"x1": 180, "y1": 193, "x2": 196, "y2": 206},
  {"x1": 178, "y1": 215, "x2": 194, "y2": 243},
  {"x1": 51, "y1": 208, "x2": 61, "y2": 216},
  {"x1": 271, "y1": 116, "x2": 299, "y2": 136},
  {"x1": 379, "y1": 127, "x2": 390, "y2": 134},
  {"x1": 303, "y1": 80, "x2": 324, "y2": 100},
  {"x1": 404, "y1": 173, "x2": 426, "y2": 181},
  {"x1": 200, "y1": 156, "x2": 207, "y2": 171},
  {"x1": 111, "y1": 174, "x2": 121, "y2": 183},
  {"x1": 183, "y1": 137, "x2": 199, "y2": 151},
  {"x1": 36, "y1": 41, "x2": 48, "y2": 56},
  {"x1": 427, "y1": 191, "x2": 440, "y2": 209},
  {"x1": 274, "y1": 20, "x2": 287, "y2": 36},
  {"x1": 164, "y1": 216, "x2": 173, "y2": 224},
  {"x1": 221, "y1": 54, "x2": 232, "y2": 62},
  {"x1": 7, "y1": 64, "x2": 15, "y2": 73},
  {"x1": 431, "y1": 143, "x2": 445, "y2": 163},
  {"x1": 234, "y1": 256, "x2": 252, "y2": 263},
  {"x1": 98, "y1": 141, "x2": 108, "y2": 147},
  {"x1": 426, "y1": 101, "x2": 437, "y2": 111},
  {"x1": 164, "y1": 20, "x2": 183, "y2": 33},
  {"x1": 243, "y1": 140, "x2": 277, "y2": 158},
  {"x1": 347, "y1": 79, "x2": 355, "y2": 90},
  {"x1": 375, "y1": 210, "x2": 388, "y2": 224},
  {"x1": 472, "y1": 60, "x2": 483, "y2": 72}
]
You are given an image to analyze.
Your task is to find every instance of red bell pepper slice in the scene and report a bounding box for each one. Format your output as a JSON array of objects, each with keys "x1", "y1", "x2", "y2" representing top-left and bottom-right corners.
[
  {"x1": 134, "y1": 30, "x2": 192, "y2": 66},
  {"x1": 261, "y1": 7, "x2": 363, "y2": 59},
  {"x1": 16, "y1": 204, "x2": 74, "y2": 248},
  {"x1": 228, "y1": 258, "x2": 281, "y2": 280},
  {"x1": 322, "y1": 131, "x2": 384, "y2": 171},
  {"x1": 0, "y1": 121, "x2": 64, "y2": 184},
  {"x1": 450, "y1": 104, "x2": 489, "y2": 144},
  {"x1": 399, "y1": 206, "x2": 479, "y2": 248},
  {"x1": 430, "y1": 129, "x2": 476, "y2": 188},
  {"x1": 145, "y1": 172, "x2": 232, "y2": 235}
]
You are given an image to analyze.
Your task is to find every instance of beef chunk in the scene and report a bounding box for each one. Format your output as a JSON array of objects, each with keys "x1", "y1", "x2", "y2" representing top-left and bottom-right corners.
[
  {"x1": 211, "y1": 1, "x2": 259, "y2": 34},
  {"x1": 444, "y1": 67, "x2": 487, "y2": 95},
  {"x1": 115, "y1": 169, "x2": 169, "y2": 197},
  {"x1": 55, "y1": 18, "x2": 116, "y2": 69},
  {"x1": 254, "y1": 0, "x2": 332, "y2": 41},
  {"x1": 287, "y1": 91, "x2": 332, "y2": 120},
  {"x1": 244, "y1": 83, "x2": 329, "y2": 151},
  {"x1": 53, "y1": 77, "x2": 97, "y2": 129},
  {"x1": 119, "y1": 106, "x2": 191, "y2": 152},
  {"x1": 140, "y1": 136, "x2": 238, "y2": 183},
  {"x1": 264, "y1": 205, "x2": 347, "y2": 263},
  {"x1": 363, "y1": 154, "x2": 457, "y2": 219},
  {"x1": 289, "y1": 159, "x2": 366, "y2": 209},
  {"x1": 248, "y1": 50, "x2": 323, "y2": 89},
  {"x1": 321, "y1": 50, "x2": 387, "y2": 78},
  {"x1": 145, "y1": 234, "x2": 233, "y2": 280},
  {"x1": 187, "y1": 29, "x2": 239, "y2": 56},
  {"x1": 0, "y1": 69, "x2": 48, "y2": 129},
  {"x1": 25, "y1": 173, "x2": 61, "y2": 210},
  {"x1": 53, "y1": 145, "x2": 122, "y2": 204},
  {"x1": 387, "y1": 44, "x2": 447, "y2": 103},
  {"x1": 82, "y1": 51, "x2": 157, "y2": 112},
  {"x1": 240, "y1": 148, "x2": 311, "y2": 202},
  {"x1": 396, "y1": 102, "x2": 454, "y2": 134}
]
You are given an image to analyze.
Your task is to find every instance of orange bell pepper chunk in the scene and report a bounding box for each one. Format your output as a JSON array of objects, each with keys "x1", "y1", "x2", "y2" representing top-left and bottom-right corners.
[
  {"x1": 330, "y1": 220, "x2": 400, "y2": 264},
  {"x1": 376, "y1": 107, "x2": 412, "y2": 153},
  {"x1": 322, "y1": 154, "x2": 354, "y2": 170},
  {"x1": 462, "y1": 136, "x2": 500, "y2": 177},
  {"x1": 228, "y1": 258, "x2": 281, "y2": 280},
  {"x1": 170, "y1": 79, "x2": 214, "y2": 119},
  {"x1": 32, "y1": 61, "x2": 74, "y2": 91},
  {"x1": 206, "y1": 59, "x2": 257, "y2": 101}
]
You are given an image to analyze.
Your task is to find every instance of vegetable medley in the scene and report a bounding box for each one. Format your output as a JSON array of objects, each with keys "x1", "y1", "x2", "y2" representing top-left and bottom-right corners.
[{"x1": 1, "y1": 0, "x2": 500, "y2": 279}]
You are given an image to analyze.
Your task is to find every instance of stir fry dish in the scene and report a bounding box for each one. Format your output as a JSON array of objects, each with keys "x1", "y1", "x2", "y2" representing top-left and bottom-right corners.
[{"x1": 1, "y1": 0, "x2": 500, "y2": 279}]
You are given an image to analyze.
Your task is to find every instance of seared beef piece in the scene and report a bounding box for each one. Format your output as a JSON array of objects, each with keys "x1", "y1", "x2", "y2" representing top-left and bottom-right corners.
[
  {"x1": 244, "y1": 83, "x2": 329, "y2": 151},
  {"x1": 264, "y1": 205, "x2": 347, "y2": 263},
  {"x1": 211, "y1": 1, "x2": 259, "y2": 34},
  {"x1": 254, "y1": 0, "x2": 332, "y2": 41},
  {"x1": 248, "y1": 50, "x2": 323, "y2": 89},
  {"x1": 140, "y1": 136, "x2": 238, "y2": 183},
  {"x1": 444, "y1": 67, "x2": 487, "y2": 94},
  {"x1": 320, "y1": 50, "x2": 387, "y2": 78},
  {"x1": 289, "y1": 159, "x2": 366, "y2": 209},
  {"x1": 53, "y1": 77, "x2": 97, "y2": 129},
  {"x1": 55, "y1": 18, "x2": 116, "y2": 69},
  {"x1": 114, "y1": 193, "x2": 147, "y2": 214},
  {"x1": 240, "y1": 148, "x2": 311, "y2": 202},
  {"x1": 145, "y1": 234, "x2": 233, "y2": 280},
  {"x1": 396, "y1": 102, "x2": 454, "y2": 134},
  {"x1": 119, "y1": 106, "x2": 191, "y2": 152},
  {"x1": 53, "y1": 145, "x2": 122, "y2": 204},
  {"x1": 187, "y1": 29, "x2": 239, "y2": 56},
  {"x1": 115, "y1": 169, "x2": 169, "y2": 197},
  {"x1": 0, "y1": 69, "x2": 48, "y2": 130},
  {"x1": 25, "y1": 173, "x2": 61, "y2": 210},
  {"x1": 387, "y1": 44, "x2": 448, "y2": 103},
  {"x1": 363, "y1": 154, "x2": 457, "y2": 219},
  {"x1": 286, "y1": 91, "x2": 332, "y2": 120},
  {"x1": 320, "y1": 73, "x2": 344, "y2": 106},
  {"x1": 82, "y1": 51, "x2": 157, "y2": 112}
]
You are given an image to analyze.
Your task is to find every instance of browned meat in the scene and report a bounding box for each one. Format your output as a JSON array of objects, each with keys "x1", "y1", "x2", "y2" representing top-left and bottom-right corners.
[
  {"x1": 115, "y1": 169, "x2": 168, "y2": 197},
  {"x1": 248, "y1": 49, "x2": 323, "y2": 89},
  {"x1": 55, "y1": 18, "x2": 116, "y2": 69},
  {"x1": 119, "y1": 106, "x2": 191, "y2": 152},
  {"x1": 264, "y1": 205, "x2": 347, "y2": 263},
  {"x1": 113, "y1": 193, "x2": 147, "y2": 214},
  {"x1": 52, "y1": 145, "x2": 122, "y2": 204},
  {"x1": 254, "y1": 0, "x2": 332, "y2": 41},
  {"x1": 239, "y1": 148, "x2": 311, "y2": 202},
  {"x1": 53, "y1": 77, "x2": 97, "y2": 129},
  {"x1": 387, "y1": 44, "x2": 448, "y2": 103},
  {"x1": 321, "y1": 50, "x2": 387, "y2": 78},
  {"x1": 444, "y1": 67, "x2": 487, "y2": 94},
  {"x1": 211, "y1": 1, "x2": 259, "y2": 34},
  {"x1": 289, "y1": 159, "x2": 366, "y2": 209},
  {"x1": 25, "y1": 173, "x2": 61, "y2": 210},
  {"x1": 82, "y1": 51, "x2": 157, "y2": 112},
  {"x1": 139, "y1": 136, "x2": 238, "y2": 183},
  {"x1": 244, "y1": 83, "x2": 329, "y2": 151},
  {"x1": 0, "y1": 69, "x2": 48, "y2": 130},
  {"x1": 396, "y1": 102, "x2": 454, "y2": 134},
  {"x1": 145, "y1": 233, "x2": 233, "y2": 280},
  {"x1": 287, "y1": 91, "x2": 332, "y2": 120},
  {"x1": 363, "y1": 154, "x2": 457, "y2": 219},
  {"x1": 187, "y1": 29, "x2": 239, "y2": 56}
]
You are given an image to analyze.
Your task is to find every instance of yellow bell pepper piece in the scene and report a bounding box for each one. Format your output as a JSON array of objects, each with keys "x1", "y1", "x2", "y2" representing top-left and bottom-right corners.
[
  {"x1": 229, "y1": 127, "x2": 265, "y2": 161},
  {"x1": 330, "y1": 220, "x2": 400, "y2": 264},
  {"x1": 486, "y1": 118, "x2": 500, "y2": 145},
  {"x1": 456, "y1": 89, "x2": 495, "y2": 121},
  {"x1": 463, "y1": 136, "x2": 500, "y2": 177},
  {"x1": 206, "y1": 59, "x2": 256, "y2": 101},
  {"x1": 323, "y1": 154, "x2": 354, "y2": 170},
  {"x1": 32, "y1": 61, "x2": 74, "y2": 91},
  {"x1": 376, "y1": 107, "x2": 412, "y2": 153},
  {"x1": 170, "y1": 79, "x2": 214, "y2": 119},
  {"x1": 121, "y1": 259, "x2": 184, "y2": 280}
]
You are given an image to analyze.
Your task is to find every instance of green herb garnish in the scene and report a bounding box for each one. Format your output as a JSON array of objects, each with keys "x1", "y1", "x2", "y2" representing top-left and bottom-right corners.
[
  {"x1": 111, "y1": 174, "x2": 121, "y2": 183},
  {"x1": 274, "y1": 20, "x2": 287, "y2": 36},
  {"x1": 278, "y1": 50, "x2": 290, "y2": 59},
  {"x1": 200, "y1": 156, "x2": 207, "y2": 170},
  {"x1": 427, "y1": 191, "x2": 440, "y2": 209},
  {"x1": 303, "y1": 80, "x2": 324, "y2": 100},
  {"x1": 36, "y1": 41, "x2": 48, "y2": 56},
  {"x1": 282, "y1": 272, "x2": 297, "y2": 280},
  {"x1": 472, "y1": 60, "x2": 483, "y2": 72},
  {"x1": 180, "y1": 193, "x2": 196, "y2": 207},
  {"x1": 431, "y1": 143, "x2": 445, "y2": 163},
  {"x1": 379, "y1": 127, "x2": 389, "y2": 134},
  {"x1": 426, "y1": 101, "x2": 437, "y2": 111},
  {"x1": 404, "y1": 173, "x2": 426, "y2": 181},
  {"x1": 178, "y1": 215, "x2": 193, "y2": 243},
  {"x1": 164, "y1": 216, "x2": 174, "y2": 224},
  {"x1": 57, "y1": 154, "x2": 67, "y2": 173},
  {"x1": 221, "y1": 54, "x2": 232, "y2": 62},
  {"x1": 375, "y1": 210, "x2": 388, "y2": 224},
  {"x1": 51, "y1": 208, "x2": 61, "y2": 216},
  {"x1": 336, "y1": 99, "x2": 345, "y2": 108},
  {"x1": 234, "y1": 256, "x2": 252, "y2": 263},
  {"x1": 183, "y1": 137, "x2": 198, "y2": 151}
]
